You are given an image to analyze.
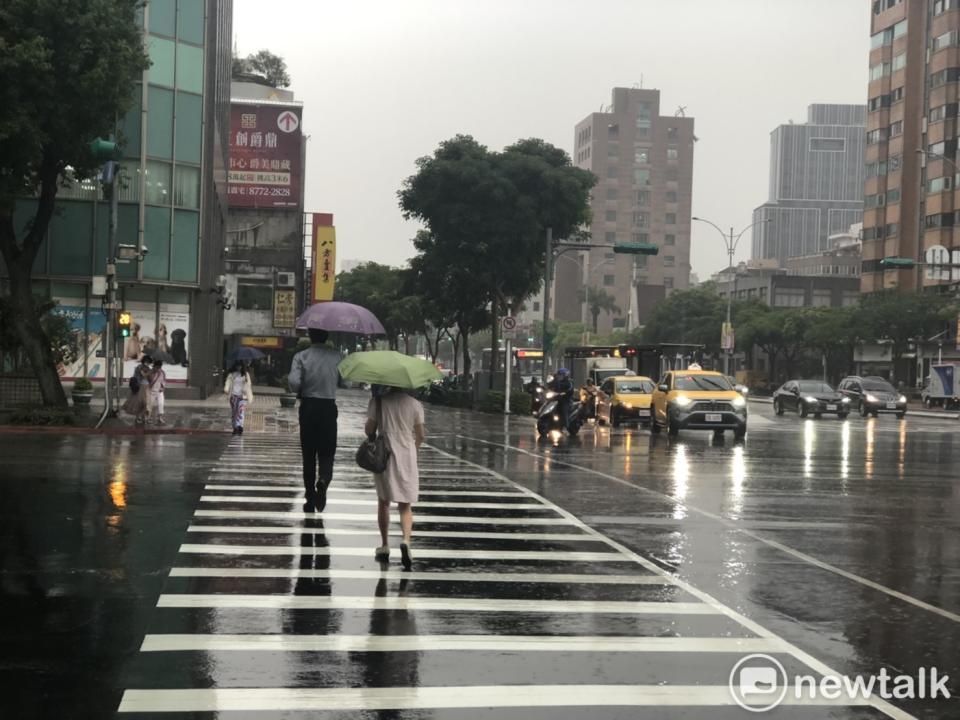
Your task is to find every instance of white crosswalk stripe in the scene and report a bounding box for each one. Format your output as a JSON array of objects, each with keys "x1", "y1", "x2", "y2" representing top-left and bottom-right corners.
[{"x1": 117, "y1": 426, "x2": 910, "y2": 718}]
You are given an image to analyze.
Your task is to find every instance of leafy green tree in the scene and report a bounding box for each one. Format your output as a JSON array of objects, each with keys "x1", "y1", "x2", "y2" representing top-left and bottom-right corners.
[
  {"x1": 578, "y1": 286, "x2": 621, "y2": 333},
  {"x1": 642, "y1": 285, "x2": 726, "y2": 354},
  {"x1": 240, "y1": 49, "x2": 291, "y2": 88},
  {"x1": 335, "y1": 262, "x2": 409, "y2": 350},
  {"x1": 399, "y1": 135, "x2": 595, "y2": 378},
  {"x1": 0, "y1": 0, "x2": 149, "y2": 406},
  {"x1": 857, "y1": 290, "x2": 953, "y2": 381},
  {"x1": 801, "y1": 306, "x2": 860, "y2": 383}
]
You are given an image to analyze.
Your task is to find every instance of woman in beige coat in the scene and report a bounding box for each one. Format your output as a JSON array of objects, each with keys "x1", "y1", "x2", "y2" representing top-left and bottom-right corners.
[{"x1": 365, "y1": 386, "x2": 426, "y2": 570}]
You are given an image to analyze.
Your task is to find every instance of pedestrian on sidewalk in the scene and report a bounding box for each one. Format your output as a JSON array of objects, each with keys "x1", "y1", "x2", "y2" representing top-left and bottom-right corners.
[
  {"x1": 122, "y1": 356, "x2": 153, "y2": 426},
  {"x1": 224, "y1": 361, "x2": 253, "y2": 435},
  {"x1": 288, "y1": 329, "x2": 341, "y2": 513},
  {"x1": 365, "y1": 385, "x2": 426, "y2": 570},
  {"x1": 148, "y1": 359, "x2": 167, "y2": 425}
]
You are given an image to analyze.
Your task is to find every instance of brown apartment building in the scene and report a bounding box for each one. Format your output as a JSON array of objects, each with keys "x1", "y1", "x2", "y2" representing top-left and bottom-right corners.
[
  {"x1": 556, "y1": 87, "x2": 694, "y2": 333},
  {"x1": 863, "y1": 0, "x2": 960, "y2": 291}
]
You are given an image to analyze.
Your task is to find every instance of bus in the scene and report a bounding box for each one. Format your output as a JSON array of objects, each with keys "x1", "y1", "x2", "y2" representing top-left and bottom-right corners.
[{"x1": 480, "y1": 347, "x2": 545, "y2": 386}]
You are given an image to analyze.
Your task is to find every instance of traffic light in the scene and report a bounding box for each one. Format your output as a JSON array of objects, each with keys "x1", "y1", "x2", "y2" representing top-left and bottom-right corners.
[
  {"x1": 879, "y1": 257, "x2": 916, "y2": 269},
  {"x1": 89, "y1": 138, "x2": 121, "y2": 161},
  {"x1": 613, "y1": 243, "x2": 659, "y2": 255},
  {"x1": 118, "y1": 311, "x2": 132, "y2": 338}
]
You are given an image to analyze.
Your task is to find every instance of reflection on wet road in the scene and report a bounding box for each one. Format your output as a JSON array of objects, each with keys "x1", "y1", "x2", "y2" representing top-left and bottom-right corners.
[{"x1": 3, "y1": 393, "x2": 958, "y2": 718}]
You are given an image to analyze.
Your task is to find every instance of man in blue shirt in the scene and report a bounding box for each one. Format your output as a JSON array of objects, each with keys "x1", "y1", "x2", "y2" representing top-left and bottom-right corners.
[{"x1": 288, "y1": 329, "x2": 342, "y2": 512}]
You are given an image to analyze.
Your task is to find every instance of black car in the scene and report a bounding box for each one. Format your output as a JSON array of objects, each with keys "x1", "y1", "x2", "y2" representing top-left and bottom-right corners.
[
  {"x1": 837, "y1": 375, "x2": 907, "y2": 418},
  {"x1": 773, "y1": 380, "x2": 850, "y2": 418}
]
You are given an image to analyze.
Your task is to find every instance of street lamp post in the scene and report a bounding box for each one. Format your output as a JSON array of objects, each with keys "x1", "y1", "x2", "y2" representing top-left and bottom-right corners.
[{"x1": 692, "y1": 217, "x2": 770, "y2": 375}]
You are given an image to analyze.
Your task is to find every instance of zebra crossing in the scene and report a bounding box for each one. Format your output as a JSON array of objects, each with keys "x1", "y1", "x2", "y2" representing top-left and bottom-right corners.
[{"x1": 117, "y1": 430, "x2": 906, "y2": 718}]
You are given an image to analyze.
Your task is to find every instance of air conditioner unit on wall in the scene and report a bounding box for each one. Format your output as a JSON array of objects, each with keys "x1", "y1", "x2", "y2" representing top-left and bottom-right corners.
[{"x1": 276, "y1": 272, "x2": 296, "y2": 288}]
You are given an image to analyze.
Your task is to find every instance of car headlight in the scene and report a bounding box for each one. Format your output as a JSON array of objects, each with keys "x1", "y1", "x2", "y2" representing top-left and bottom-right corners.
[
  {"x1": 674, "y1": 395, "x2": 691, "y2": 407},
  {"x1": 622, "y1": 402, "x2": 633, "y2": 408},
  {"x1": 865, "y1": 394, "x2": 878, "y2": 403},
  {"x1": 805, "y1": 396, "x2": 818, "y2": 403},
  {"x1": 545, "y1": 391, "x2": 556, "y2": 399},
  {"x1": 732, "y1": 395, "x2": 746, "y2": 407},
  {"x1": 841, "y1": 397, "x2": 850, "y2": 403},
  {"x1": 899, "y1": 395, "x2": 907, "y2": 403}
]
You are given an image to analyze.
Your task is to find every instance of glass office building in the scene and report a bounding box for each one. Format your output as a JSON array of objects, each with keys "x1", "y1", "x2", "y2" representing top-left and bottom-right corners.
[{"x1": 4, "y1": 0, "x2": 233, "y2": 395}]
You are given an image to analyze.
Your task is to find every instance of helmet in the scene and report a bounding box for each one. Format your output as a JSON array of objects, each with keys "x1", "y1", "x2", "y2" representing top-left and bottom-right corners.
[{"x1": 556, "y1": 367, "x2": 569, "y2": 377}]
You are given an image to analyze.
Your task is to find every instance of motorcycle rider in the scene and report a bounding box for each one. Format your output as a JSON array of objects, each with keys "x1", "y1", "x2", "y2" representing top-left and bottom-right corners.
[
  {"x1": 547, "y1": 367, "x2": 576, "y2": 430},
  {"x1": 580, "y1": 377, "x2": 606, "y2": 420}
]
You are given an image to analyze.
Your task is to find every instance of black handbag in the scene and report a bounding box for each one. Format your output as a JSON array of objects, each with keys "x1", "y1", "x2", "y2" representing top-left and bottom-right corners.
[{"x1": 356, "y1": 397, "x2": 391, "y2": 473}]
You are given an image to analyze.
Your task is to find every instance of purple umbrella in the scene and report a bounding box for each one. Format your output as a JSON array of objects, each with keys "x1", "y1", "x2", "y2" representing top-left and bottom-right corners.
[{"x1": 295, "y1": 301, "x2": 386, "y2": 335}]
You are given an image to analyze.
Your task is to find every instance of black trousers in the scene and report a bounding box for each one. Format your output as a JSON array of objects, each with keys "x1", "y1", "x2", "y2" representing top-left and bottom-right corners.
[{"x1": 299, "y1": 398, "x2": 338, "y2": 500}]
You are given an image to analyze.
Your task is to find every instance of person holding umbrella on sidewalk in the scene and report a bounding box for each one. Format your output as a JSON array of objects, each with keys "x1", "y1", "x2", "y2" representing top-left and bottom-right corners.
[
  {"x1": 292, "y1": 302, "x2": 387, "y2": 514},
  {"x1": 339, "y1": 350, "x2": 440, "y2": 570}
]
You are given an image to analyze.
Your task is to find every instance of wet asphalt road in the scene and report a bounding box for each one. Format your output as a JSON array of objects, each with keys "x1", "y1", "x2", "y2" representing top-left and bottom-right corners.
[{"x1": 1, "y1": 390, "x2": 958, "y2": 719}]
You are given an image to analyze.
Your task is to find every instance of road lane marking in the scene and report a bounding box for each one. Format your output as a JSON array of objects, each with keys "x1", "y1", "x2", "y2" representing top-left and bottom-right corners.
[
  {"x1": 168, "y1": 567, "x2": 666, "y2": 584},
  {"x1": 156, "y1": 594, "x2": 716, "y2": 614},
  {"x1": 193, "y1": 509, "x2": 573, "y2": 525},
  {"x1": 434, "y1": 442, "x2": 916, "y2": 720},
  {"x1": 141, "y1": 633, "x2": 781, "y2": 653},
  {"x1": 204, "y1": 484, "x2": 529, "y2": 497},
  {"x1": 177, "y1": 543, "x2": 629, "y2": 562},
  {"x1": 453, "y1": 433, "x2": 960, "y2": 627},
  {"x1": 198, "y1": 495, "x2": 551, "y2": 510},
  {"x1": 117, "y1": 684, "x2": 870, "y2": 713},
  {"x1": 185, "y1": 525, "x2": 601, "y2": 542}
]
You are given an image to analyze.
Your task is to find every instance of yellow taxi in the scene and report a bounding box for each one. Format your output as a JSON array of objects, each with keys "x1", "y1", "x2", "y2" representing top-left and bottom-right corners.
[
  {"x1": 596, "y1": 375, "x2": 655, "y2": 427},
  {"x1": 650, "y1": 365, "x2": 747, "y2": 439}
]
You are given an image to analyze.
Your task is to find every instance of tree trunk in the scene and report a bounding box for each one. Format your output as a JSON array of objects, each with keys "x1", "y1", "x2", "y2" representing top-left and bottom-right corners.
[
  {"x1": 452, "y1": 329, "x2": 461, "y2": 376},
  {"x1": 403, "y1": 334, "x2": 411, "y2": 355},
  {"x1": 7, "y1": 266, "x2": 68, "y2": 407},
  {"x1": 0, "y1": 169, "x2": 67, "y2": 408},
  {"x1": 591, "y1": 308, "x2": 599, "y2": 333}
]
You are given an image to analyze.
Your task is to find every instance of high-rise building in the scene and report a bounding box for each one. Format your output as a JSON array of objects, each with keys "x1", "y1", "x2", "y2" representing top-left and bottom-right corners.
[
  {"x1": 861, "y1": 0, "x2": 960, "y2": 292},
  {"x1": 751, "y1": 104, "x2": 866, "y2": 266},
  {"x1": 1, "y1": 0, "x2": 233, "y2": 397},
  {"x1": 557, "y1": 87, "x2": 694, "y2": 333}
]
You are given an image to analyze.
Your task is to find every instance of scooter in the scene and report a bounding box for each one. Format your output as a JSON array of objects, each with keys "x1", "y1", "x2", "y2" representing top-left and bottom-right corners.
[
  {"x1": 526, "y1": 378, "x2": 547, "y2": 415},
  {"x1": 536, "y1": 391, "x2": 583, "y2": 436}
]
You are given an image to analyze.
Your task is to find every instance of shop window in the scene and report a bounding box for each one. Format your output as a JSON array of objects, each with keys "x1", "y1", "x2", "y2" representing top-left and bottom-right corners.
[{"x1": 238, "y1": 280, "x2": 273, "y2": 310}]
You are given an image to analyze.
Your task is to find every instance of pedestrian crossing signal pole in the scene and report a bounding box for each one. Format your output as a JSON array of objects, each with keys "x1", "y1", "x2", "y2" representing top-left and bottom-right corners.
[{"x1": 91, "y1": 138, "x2": 121, "y2": 428}]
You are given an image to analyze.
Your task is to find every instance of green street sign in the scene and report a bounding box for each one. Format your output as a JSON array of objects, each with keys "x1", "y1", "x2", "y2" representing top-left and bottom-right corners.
[
  {"x1": 879, "y1": 257, "x2": 916, "y2": 268},
  {"x1": 613, "y1": 243, "x2": 659, "y2": 255},
  {"x1": 89, "y1": 138, "x2": 121, "y2": 161}
]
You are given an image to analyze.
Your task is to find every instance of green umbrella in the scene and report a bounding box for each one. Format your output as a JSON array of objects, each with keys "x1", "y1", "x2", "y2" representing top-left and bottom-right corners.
[{"x1": 338, "y1": 350, "x2": 443, "y2": 389}]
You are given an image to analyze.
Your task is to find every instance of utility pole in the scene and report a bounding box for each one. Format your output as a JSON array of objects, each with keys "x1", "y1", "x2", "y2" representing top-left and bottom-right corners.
[
  {"x1": 541, "y1": 227, "x2": 658, "y2": 382},
  {"x1": 541, "y1": 227, "x2": 553, "y2": 383}
]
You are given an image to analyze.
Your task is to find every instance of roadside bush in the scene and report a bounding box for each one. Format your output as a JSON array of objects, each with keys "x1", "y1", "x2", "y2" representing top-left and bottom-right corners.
[
  {"x1": 440, "y1": 390, "x2": 472, "y2": 408},
  {"x1": 478, "y1": 391, "x2": 531, "y2": 414},
  {"x1": 73, "y1": 377, "x2": 93, "y2": 392},
  {"x1": 9, "y1": 406, "x2": 76, "y2": 426}
]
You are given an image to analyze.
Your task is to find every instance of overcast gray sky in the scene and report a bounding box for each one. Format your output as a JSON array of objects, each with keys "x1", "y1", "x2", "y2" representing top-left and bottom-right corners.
[{"x1": 234, "y1": 0, "x2": 870, "y2": 279}]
